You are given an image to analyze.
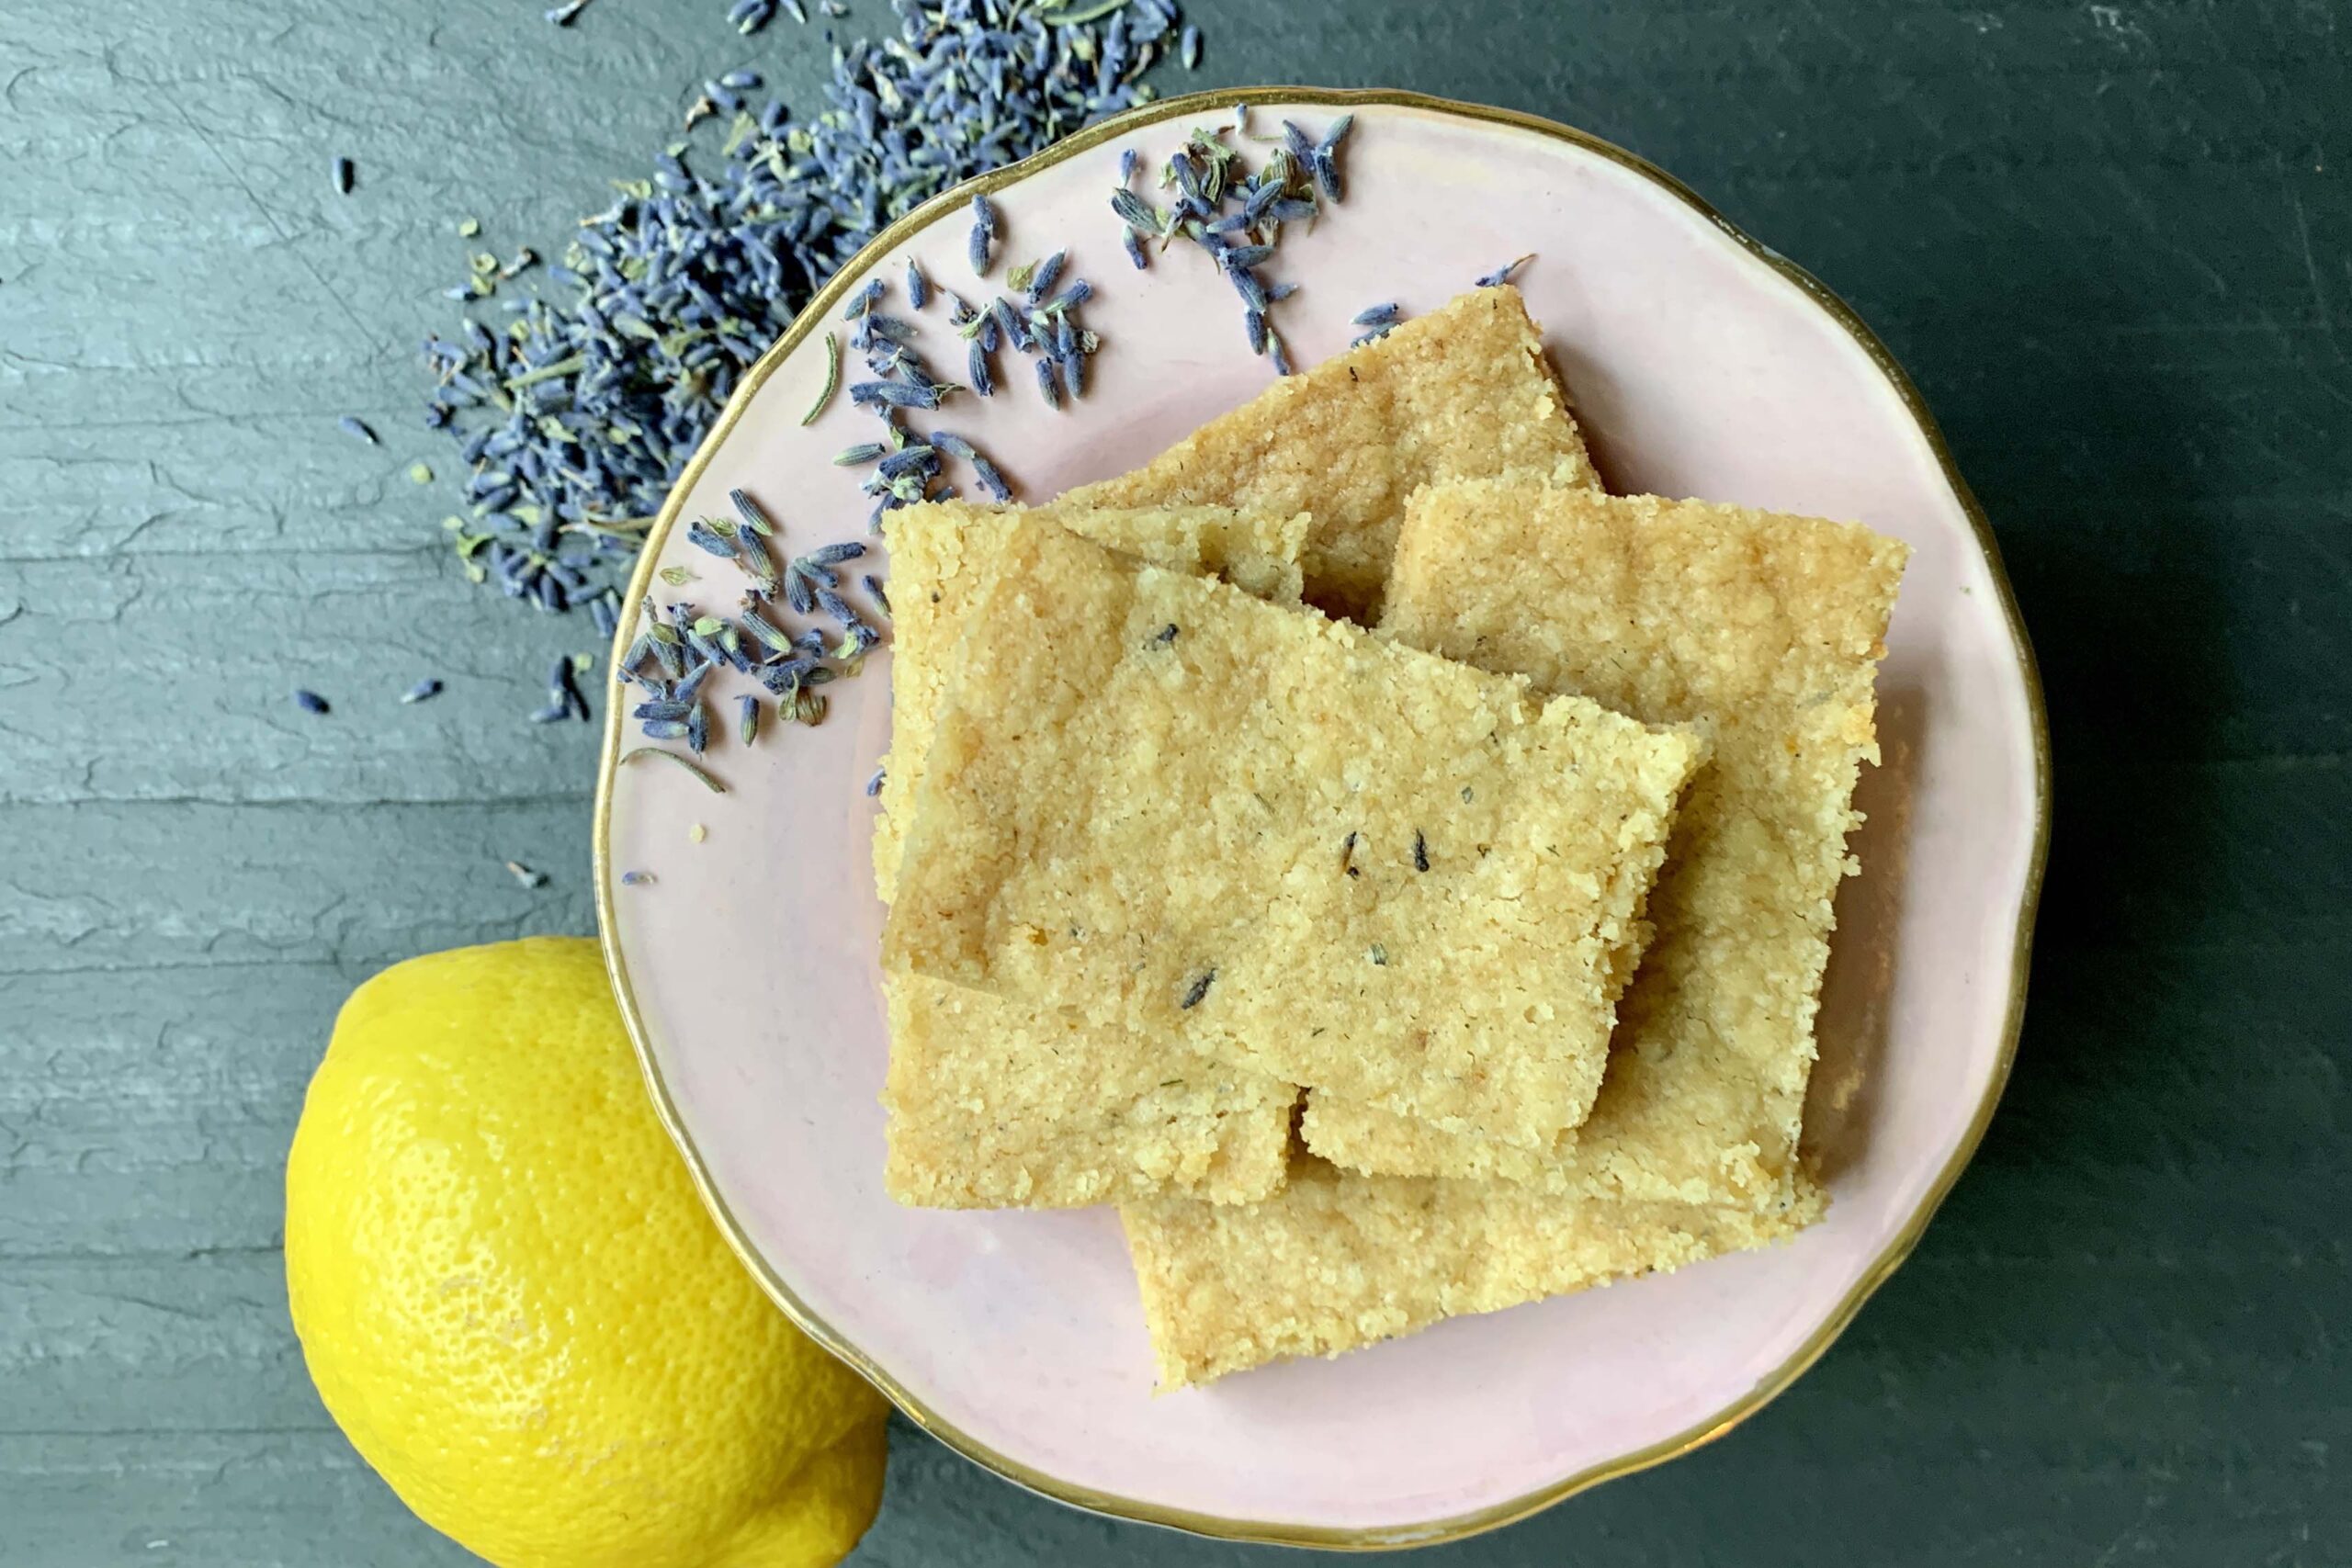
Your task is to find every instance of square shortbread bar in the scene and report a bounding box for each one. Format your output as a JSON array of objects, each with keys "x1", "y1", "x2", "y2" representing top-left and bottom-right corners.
[
  {"x1": 876, "y1": 502, "x2": 1307, "y2": 1208},
  {"x1": 1304, "y1": 481, "x2": 1907, "y2": 1209},
  {"x1": 882, "y1": 517, "x2": 1702, "y2": 1151},
  {"x1": 1058, "y1": 284, "x2": 1597, "y2": 621},
  {"x1": 874, "y1": 500, "x2": 1308, "y2": 902},
  {"x1": 880, "y1": 975, "x2": 1295, "y2": 1208},
  {"x1": 1121, "y1": 1157, "x2": 1826, "y2": 1389}
]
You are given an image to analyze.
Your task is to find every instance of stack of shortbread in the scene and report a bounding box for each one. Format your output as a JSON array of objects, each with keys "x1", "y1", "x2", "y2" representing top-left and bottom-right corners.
[{"x1": 872, "y1": 285, "x2": 1909, "y2": 1388}]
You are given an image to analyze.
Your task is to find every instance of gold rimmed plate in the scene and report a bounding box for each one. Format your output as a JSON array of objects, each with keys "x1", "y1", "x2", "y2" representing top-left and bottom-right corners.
[{"x1": 594, "y1": 88, "x2": 2048, "y2": 1549}]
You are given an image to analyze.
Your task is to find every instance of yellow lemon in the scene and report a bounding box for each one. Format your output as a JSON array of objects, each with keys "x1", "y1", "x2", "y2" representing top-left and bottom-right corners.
[{"x1": 286, "y1": 937, "x2": 888, "y2": 1568}]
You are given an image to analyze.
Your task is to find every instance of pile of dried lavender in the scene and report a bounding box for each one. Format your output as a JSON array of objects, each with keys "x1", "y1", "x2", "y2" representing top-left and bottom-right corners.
[
  {"x1": 614, "y1": 220, "x2": 1105, "y2": 755},
  {"x1": 419, "y1": 0, "x2": 1189, "y2": 660},
  {"x1": 619, "y1": 483, "x2": 873, "y2": 755},
  {"x1": 1111, "y1": 109, "x2": 1354, "y2": 373}
]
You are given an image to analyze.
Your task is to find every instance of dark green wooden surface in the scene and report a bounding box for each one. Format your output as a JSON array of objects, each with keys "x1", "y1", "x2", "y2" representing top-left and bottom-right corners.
[{"x1": 3, "y1": 0, "x2": 2346, "y2": 1562}]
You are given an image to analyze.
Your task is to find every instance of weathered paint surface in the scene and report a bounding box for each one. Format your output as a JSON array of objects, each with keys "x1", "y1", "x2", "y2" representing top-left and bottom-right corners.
[{"x1": 2, "y1": 0, "x2": 2346, "y2": 1562}]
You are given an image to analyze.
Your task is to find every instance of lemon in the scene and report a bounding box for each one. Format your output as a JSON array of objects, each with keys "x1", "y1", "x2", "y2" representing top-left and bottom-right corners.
[{"x1": 286, "y1": 937, "x2": 888, "y2": 1568}]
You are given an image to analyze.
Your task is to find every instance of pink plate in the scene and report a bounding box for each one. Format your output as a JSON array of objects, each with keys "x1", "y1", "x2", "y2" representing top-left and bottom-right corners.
[{"x1": 595, "y1": 90, "x2": 2048, "y2": 1549}]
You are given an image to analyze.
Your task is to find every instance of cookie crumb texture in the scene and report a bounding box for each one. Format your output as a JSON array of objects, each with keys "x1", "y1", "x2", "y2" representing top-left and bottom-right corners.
[
  {"x1": 876, "y1": 501, "x2": 1307, "y2": 1208},
  {"x1": 1062, "y1": 284, "x2": 1597, "y2": 621},
  {"x1": 882, "y1": 518, "x2": 1701, "y2": 1150},
  {"x1": 882, "y1": 975, "x2": 1295, "y2": 1208},
  {"x1": 1306, "y1": 481, "x2": 1907, "y2": 1209},
  {"x1": 873, "y1": 499, "x2": 1308, "y2": 902},
  {"x1": 1122, "y1": 1157, "x2": 1827, "y2": 1389}
]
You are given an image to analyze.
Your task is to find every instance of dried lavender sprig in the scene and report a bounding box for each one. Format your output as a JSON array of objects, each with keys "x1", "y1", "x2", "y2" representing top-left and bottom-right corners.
[
  {"x1": 930, "y1": 430, "x2": 1014, "y2": 502},
  {"x1": 738, "y1": 596, "x2": 796, "y2": 653},
  {"x1": 1476, "y1": 254, "x2": 1535, "y2": 288},
  {"x1": 968, "y1": 192, "x2": 998, "y2": 275},
  {"x1": 813, "y1": 582, "x2": 864, "y2": 626},
  {"x1": 671, "y1": 655, "x2": 716, "y2": 705},
  {"x1": 1110, "y1": 187, "x2": 1164, "y2": 238},
  {"x1": 293, "y1": 689, "x2": 330, "y2": 715},
  {"x1": 796, "y1": 540, "x2": 867, "y2": 574},
  {"x1": 832, "y1": 622, "x2": 881, "y2": 661},
  {"x1": 337, "y1": 416, "x2": 377, "y2": 445},
  {"x1": 1315, "y1": 113, "x2": 1355, "y2": 201},
  {"x1": 803, "y1": 333, "x2": 839, "y2": 424},
  {"x1": 733, "y1": 526, "x2": 781, "y2": 591},
  {"x1": 859, "y1": 313, "x2": 921, "y2": 349},
  {"x1": 989, "y1": 296, "x2": 1029, "y2": 353},
  {"x1": 904, "y1": 259, "x2": 930, "y2": 310},
  {"x1": 758, "y1": 657, "x2": 820, "y2": 694},
  {"x1": 400, "y1": 678, "x2": 444, "y2": 704},
  {"x1": 875, "y1": 445, "x2": 937, "y2": 480},
  {"x1": 547, "y1": 656, "x2": 588, "y2": 722},
  {"x1": 1038, "y1": 0, "x2": 1129, "y2": 22},
  {"x1": 1026, "y1": 250, "x2": 1067, "y2": 302},
  {"x1": 729, "y1": 488, "x2": 776, "y2": 536},
  {"x1": 849, "y1": 379, "x2": 946, "y2": 411},
  {"x1": 619, "y1": 745, "x2": 727, "y2": 792}
]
